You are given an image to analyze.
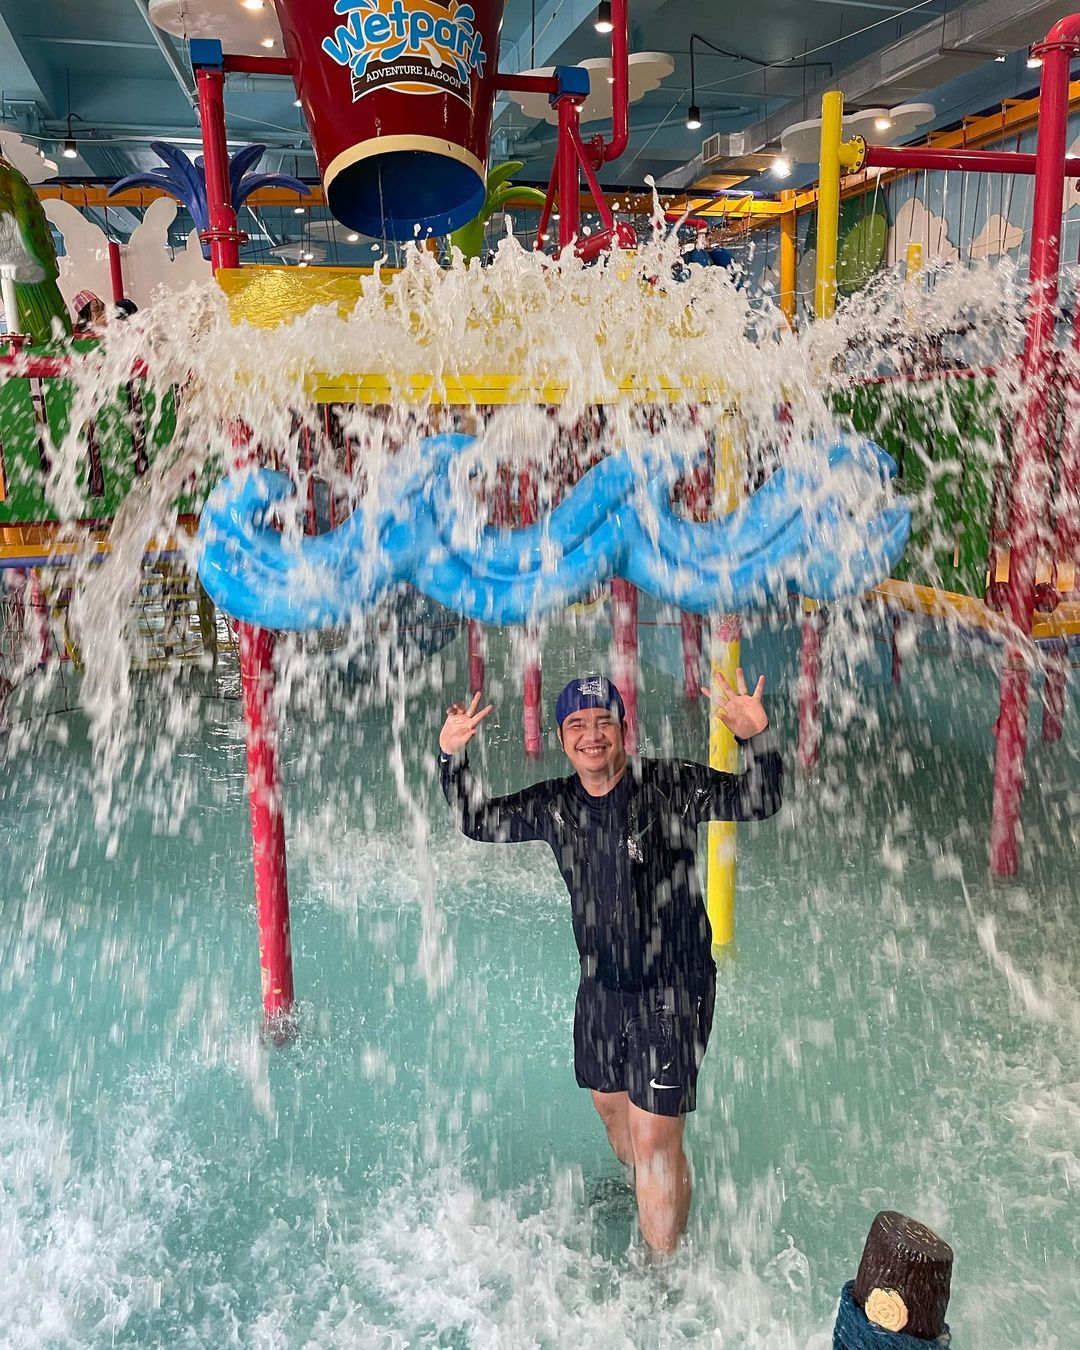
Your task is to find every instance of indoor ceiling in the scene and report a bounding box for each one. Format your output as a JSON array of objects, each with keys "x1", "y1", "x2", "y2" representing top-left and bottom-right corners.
[{"x1": 0, "y1": 1, "x2": 1063, "y2": 212}]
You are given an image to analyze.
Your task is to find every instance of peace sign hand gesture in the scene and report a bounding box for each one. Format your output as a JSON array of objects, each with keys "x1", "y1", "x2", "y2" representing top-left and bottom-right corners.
[
  {"x1": 702, "y1": 668, "x2": 769, "y2": 741},
  {"x1": 439, "y1": 691, "x2": 495, "y2": 756}
]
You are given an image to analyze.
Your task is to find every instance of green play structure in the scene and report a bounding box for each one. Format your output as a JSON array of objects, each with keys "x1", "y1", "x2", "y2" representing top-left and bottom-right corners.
[
  {"x1": 835, "y1": 373, "x2": 1001, "y2": 599},
  {"x1": 0, "y1": 349, "x2": 185, "y2": 526}
]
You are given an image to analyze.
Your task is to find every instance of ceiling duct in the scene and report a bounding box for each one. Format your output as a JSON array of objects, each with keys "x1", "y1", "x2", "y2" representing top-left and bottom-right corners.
[{"x1": 661, "y1": 0, "x2": 1079, "y2": 191}]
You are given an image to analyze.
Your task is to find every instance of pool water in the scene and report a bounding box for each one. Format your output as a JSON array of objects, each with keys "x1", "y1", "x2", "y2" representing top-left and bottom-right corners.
[{"x1": 1, "y1": 616, "x2": 1077, "y2": 1348}]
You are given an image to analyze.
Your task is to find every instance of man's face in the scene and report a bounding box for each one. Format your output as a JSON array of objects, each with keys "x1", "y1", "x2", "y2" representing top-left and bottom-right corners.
[{"x1": 558, "y1": 706, "x2": 626, "y2": 781}]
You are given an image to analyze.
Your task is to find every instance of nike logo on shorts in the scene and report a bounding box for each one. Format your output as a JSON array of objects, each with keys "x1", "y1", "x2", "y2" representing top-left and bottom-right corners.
[{"x1": 649, "y1": 1079, "x2": 681, "y2": 1090}]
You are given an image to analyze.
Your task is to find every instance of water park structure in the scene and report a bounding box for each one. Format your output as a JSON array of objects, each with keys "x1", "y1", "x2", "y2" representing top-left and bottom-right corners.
[{"x1": 1, "y1": 2, "x2": 1078, "y2": 1344}]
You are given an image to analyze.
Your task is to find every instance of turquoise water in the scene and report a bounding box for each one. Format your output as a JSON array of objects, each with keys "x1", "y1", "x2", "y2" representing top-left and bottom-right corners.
[{"x1": 1, "y1": 618, "x2": 1077, "y2": 1348}]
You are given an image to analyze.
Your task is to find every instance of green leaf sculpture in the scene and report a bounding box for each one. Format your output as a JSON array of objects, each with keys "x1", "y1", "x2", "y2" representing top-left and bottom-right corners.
[{"x1": 449, "y1": 161, "x2": 548, "y2": 261}]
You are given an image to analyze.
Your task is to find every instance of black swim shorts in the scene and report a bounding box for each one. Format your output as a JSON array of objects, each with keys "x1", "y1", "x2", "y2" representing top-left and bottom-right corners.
[{"x1": 573, "y1": 971, "x2": 716, "y2": 1117}]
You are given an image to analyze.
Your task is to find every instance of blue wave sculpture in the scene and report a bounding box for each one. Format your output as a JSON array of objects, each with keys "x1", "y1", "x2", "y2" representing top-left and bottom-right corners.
[{"x1": 196, "y1": 434, "x2": 911, "y2": 630}]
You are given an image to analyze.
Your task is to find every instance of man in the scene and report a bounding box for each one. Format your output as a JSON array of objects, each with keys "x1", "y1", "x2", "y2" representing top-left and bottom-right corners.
[{"x1": 439, "y1": 671, "x2": 783, "y2": 1253}]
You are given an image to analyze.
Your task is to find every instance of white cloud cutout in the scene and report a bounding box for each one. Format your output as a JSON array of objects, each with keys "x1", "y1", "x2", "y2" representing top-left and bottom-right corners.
[
  {"x1": 508, "y1": 53, "x2": 675, "y2": 127},
  {"x1": 0, "y1": 128, "x2": 57, "y2": 184},
  {"x1": 887, "y1": 197, "x2": 959, "y2": 266},
  {"x1": 969, "y1": 212, "x2": 1024, "y2": 259},
  {"x1": 44, "y1": 197, "x2": 210, "y2": 316}
]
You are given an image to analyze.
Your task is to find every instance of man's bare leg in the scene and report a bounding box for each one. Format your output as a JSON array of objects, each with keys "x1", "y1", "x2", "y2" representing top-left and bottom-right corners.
[
  {"x1": 627, "y1": 1103, "x2": 690, "y2": 1253},
  {"x1": 591, "y1": 1089, "x2": 634, "y2": 1167}
]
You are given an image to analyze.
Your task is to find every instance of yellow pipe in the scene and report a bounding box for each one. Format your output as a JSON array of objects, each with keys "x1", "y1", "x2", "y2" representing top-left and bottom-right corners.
[
  {"x1": 706, "y1": 426, "x2": 742, "y2": 948},
  {"x1": 779, "y1": 198, "x2": 797, "y2": 329},
  {"x1": 815, "y1": 90, "x2": 845, "y2": 321}
]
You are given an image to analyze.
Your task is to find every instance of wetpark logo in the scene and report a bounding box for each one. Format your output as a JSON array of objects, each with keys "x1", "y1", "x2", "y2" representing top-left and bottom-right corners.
[{"x1": 322, "y1": 0, "x2": 488, "y2": 105}]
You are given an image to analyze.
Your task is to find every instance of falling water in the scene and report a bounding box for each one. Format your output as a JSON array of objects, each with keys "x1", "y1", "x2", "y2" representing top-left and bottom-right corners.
[{"x1": 0, "y1": 230, "x2": 1076, "y2": 1347}]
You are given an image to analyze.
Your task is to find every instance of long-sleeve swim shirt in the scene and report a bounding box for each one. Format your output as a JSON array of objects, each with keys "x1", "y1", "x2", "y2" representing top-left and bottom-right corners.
[{"x1": 440, "y1": 730, "x2": 783, "y2": 993}]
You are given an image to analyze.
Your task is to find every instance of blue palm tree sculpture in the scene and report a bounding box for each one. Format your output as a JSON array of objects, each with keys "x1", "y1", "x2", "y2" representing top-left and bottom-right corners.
[{"x1": 110, "y1": 143, "x2": 307, "y2": 260}]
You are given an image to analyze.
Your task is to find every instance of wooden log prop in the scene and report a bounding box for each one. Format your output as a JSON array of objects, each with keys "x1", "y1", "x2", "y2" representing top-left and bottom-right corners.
[{"x1": 833, "y1": 1211, "x2": 954, "y2": 1348}]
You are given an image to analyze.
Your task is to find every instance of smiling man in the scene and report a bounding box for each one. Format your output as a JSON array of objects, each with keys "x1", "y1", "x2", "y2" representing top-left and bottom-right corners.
[{"x1": 438, "y1": 672, "x2": 783, "y2": 1252}]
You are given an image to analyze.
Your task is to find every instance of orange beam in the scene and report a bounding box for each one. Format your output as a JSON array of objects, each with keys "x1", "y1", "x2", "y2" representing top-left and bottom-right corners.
[{"x1": 36, "y1": 183, "x2": 658, "y2": 215}]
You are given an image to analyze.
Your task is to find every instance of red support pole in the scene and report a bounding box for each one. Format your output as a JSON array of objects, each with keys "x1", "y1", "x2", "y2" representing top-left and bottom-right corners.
[
  {"x1": 611, "y1": 577, "x2": 639, "y2": 753},
  {"x1": 467, "y1": 620, "x2": 485, "y2": 695},
  {"x1": 240, "y1": 625, "x2": 295, "y2": 1028},
  {"x1": 1041, "y1": 641, "x2": 1068, "y2": 742},
  {"x1": 557, "y1": 95, "x2": 582, "y2": 249},
  {"x1": 107, "y1": 240, "x2": 126, "y2": 304},
  {"x1": 798, "y1": 611, "x2": 822, "y2": 772},
  {"x1": 197, "y1": 66, "x2": 244, "y2": 272},
  {"x1": 681, "y1": 611, "x2": 703, "y2": 701},
  {"x1": 198, "y1": 55, "x2": 295, "y2": 1026},
  {"x1": 989, "y1": 30, "x2": 1077, "y2": 877},
  {"x1": 523, "y1": 629, "x2": 543, "y2": 757}
]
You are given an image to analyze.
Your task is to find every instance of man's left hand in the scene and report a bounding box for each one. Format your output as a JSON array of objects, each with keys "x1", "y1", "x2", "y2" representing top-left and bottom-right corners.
[{"x1": 701, "y1": 668, "x2": 769, "y2": 740}]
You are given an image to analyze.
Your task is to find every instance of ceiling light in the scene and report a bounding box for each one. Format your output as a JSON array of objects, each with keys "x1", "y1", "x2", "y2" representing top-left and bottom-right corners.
[
  {"x1": 261, "y1": 37, "x2": 275, "y2": 49},
  {"x1": 874, "y1": 117, "x2": 892, "y2": 132},
  {"x1": 294, "y1": 206, "x2": 306, "y2": 214},
  {"x1": 242, "y1": 0, "x2": 266, "y2": 9},
  {"x1": 594, "y1": 3, "x2": 613, "y2": 35},
  {"x1": 62, "y1": 139, "x2": 77, "y2": 159},
  {"x1": 686, "y1": 104, "x2": 702, "y2": 131},
  {"x1": 347, "y1": 233, "x2": 360, "y2": 243},
  {"x1": 302, "y1": 251, "x2": 314, "y2": 260},
  {"x1": 1027, "y1": 49, "x2": 1043, "y2": 69},
  {"x1": 773, "y1": 156, "x2": 792, "y2": 178},
  {"x1": 994, "y1": 55, "x2": 1006, "y2": 63},
  {"x1": 294, "y1": 98, "x2": 303, "y2": 107}
]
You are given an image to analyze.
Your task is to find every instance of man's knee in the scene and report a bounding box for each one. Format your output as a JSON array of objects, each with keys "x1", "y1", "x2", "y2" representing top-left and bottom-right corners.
[{"x1": 628, "y1": 1109, "x2": 685, "y2": 1174}]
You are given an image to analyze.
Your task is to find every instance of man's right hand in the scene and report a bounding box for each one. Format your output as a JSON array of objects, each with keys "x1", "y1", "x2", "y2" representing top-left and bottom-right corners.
[{"x1": 439, "y1": 691, "x2": 495, "y2": 756}]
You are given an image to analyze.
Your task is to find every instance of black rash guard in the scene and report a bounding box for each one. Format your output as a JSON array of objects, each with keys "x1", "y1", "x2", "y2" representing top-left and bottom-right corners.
[{"x1": 440, "y1": 729, "x2": 783, "y2": 993}]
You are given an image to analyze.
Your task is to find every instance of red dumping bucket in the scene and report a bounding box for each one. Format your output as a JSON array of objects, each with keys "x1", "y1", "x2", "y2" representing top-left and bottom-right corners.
[{"x1": 276, "y1": 0, "x2": 506, "y2": 239}]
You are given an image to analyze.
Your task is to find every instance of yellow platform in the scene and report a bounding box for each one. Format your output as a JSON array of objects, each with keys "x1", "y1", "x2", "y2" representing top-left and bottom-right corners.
[
  {"x1": 872, "y1": 579, "x2": 1080, "y2": 641},
  {"x1": 214, "y1": 266, "x2": 728, "y2": 407},
  {"x1": 0, "y1": 521, "x2": 198, "y2": 569}
]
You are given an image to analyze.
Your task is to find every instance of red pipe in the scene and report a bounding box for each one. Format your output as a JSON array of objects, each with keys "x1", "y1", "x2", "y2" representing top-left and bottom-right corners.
[
  {"x1": 599, "y1": 0, "x2": 629, "y2": 165},
  {"x1": 0, "y1": 356, "x2": 69, "y2": 378},
  {"x1": 862, "y1": 144, "x2": 1080, "y2": 177},
  {"x1": 798, "y1": 614, "x2": 822, "y2": 772},
  {"x1": 495, "y1": 73, "x2": 560, "y2": 95},
  {"x1": 681, "y1": 611, "x2": 703, "y2": 701},
  {"x1": 989, "y1": 40, "x2": 1075, "y2": 877},
  {"x1": 108, "y1": 240, "x2": 126, "y2": 304},
  {"x1": 468, "y1": 620, "x2": 485, "y2": 694},
  {"x1": 611, "y1": 578, "x2": 639, "y2": 753},
  {"x1": 222, "y1": 54, "x2": 294, "y2": 76},
  {"x1": 199, "y1": 61, "x2": 295, "y2": 1024}
]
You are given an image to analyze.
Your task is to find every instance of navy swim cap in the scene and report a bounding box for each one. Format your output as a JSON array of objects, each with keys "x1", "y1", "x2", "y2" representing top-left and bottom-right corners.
[{"x1": 555, "y1": 675, "x2": 625, "y2": 728}]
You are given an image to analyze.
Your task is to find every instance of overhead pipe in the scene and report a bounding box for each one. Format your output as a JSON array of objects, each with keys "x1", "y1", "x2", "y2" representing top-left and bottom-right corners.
[{"x1": 130, "y1": 0, "x2": 198, "y2": 107}]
